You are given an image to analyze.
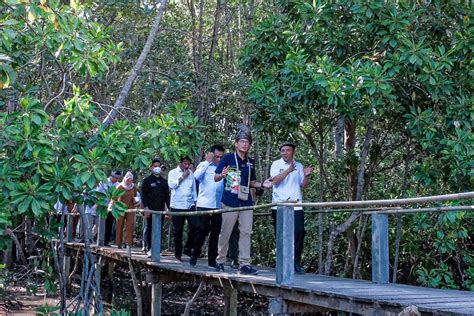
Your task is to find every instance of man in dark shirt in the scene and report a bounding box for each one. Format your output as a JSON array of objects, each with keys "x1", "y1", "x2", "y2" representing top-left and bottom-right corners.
[
  {"x1": 141, "y1": 159, "x2": 170, "y2": 255},
  {"x1": 214, "y1": 124, "x2": 272, "y2": 275}
]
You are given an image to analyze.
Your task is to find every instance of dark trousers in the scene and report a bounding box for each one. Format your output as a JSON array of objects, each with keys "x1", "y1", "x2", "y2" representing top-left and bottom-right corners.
[
  {"x1": 228, "y1": 221, "x2": 239, "y2": 262},
  {"x1": 143, "y1": 216, "x2": 153, "y2": 252},
  {"x1": 104, "y1": 212, "x2": 115, "y2": 245},
  {"x1": 143, "y1": 214, "x2": 165, "y2": 252},
  {"x1": 192, "y1": 207, "x2": 222, "y2": 266},
  {"x1": 271, "y1": 209, "x2": 306, "y2": 265},
  {"x1": 171, "y1": 207, "x2": 199, "y2": 257}
]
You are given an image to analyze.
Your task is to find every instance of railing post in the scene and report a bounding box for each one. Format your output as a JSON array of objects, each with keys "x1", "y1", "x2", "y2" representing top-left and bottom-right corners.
[
  {"x1": 97, "y1": 216, "x2": 106, "y2": 246},
  {"x1": 276, "y1": 205, "x2": 294, "y2": 286},
  {"x1": 66, "y1": 213, "x2": 73, "y2": 242},
  {"x1": 371, "y1": 213, "x2": 389, "y2": 283},
  {"x1": 151, "y1": 213, "x2": 162, "y2": 263}
]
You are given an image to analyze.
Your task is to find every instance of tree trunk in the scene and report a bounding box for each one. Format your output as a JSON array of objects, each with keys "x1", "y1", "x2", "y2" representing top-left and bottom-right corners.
[
  {"x1": 324, "y1": 121, "x2": 374, "y2": 275},
  {"x1": 393, "y1": 139, "x2": 412, "y2": 283},
  {"x1": 102, "y1": 0, "x2": 168, "y2": 127},
  {"x1": 317, "y1": 115, "x2": 326, "y2": 274},
  {"x1": 334, "y1": 115, "x2": 345, "y2": 158},
  {"x1": 5, "y1": 228, "x2": 27, "y2": 265},
  {"x1": 25, "y1": 218, "x2": 34, "y2": 255}
]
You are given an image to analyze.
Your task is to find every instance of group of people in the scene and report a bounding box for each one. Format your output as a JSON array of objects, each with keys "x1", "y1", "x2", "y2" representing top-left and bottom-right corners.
[{"x1": 57, "y1": 124, "x2": 314, "y2": 276}]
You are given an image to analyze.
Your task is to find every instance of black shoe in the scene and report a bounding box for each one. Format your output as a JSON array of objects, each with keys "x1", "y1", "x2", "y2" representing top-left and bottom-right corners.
[
  {"x1": 175, "y1": 255, "x2": 182, "y2": 262},
  {"x1": 230, "y1": 260, "x2": 239, "y2": 269},
  {"x1": 295, "y1": 263, "x2": 306, "y2": 274},
  {"x1": 183, "y1": 248, "x2": 192, "y2": 257},
  {"x1": 216, "y1": 263, "x2": 225, "y2": 272},
  {"x1": 208, "y1": 261, "x2": 217, "y2": 268},
  {"x1": 239, "y1": 265, "x2": 258, "y2": 275},
  {"x1": 189, "y1": 256, "x2": 197, "y2": 266}
]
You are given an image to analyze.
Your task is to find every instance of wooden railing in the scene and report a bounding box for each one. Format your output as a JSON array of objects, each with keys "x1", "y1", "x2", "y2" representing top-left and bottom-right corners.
[{"x1": 92, "y1": 191, "x2": 474, "y2": 286}]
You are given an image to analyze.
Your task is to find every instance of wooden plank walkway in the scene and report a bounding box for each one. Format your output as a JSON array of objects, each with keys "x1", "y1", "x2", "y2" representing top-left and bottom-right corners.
[{"x1": 65, "y1": 242, "x2": 474, "y2": 315}]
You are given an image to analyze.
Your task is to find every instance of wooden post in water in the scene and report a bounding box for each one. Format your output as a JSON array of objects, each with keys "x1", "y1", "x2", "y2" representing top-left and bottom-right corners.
[
  {"x1": 371, "y1": 213, "x2": 389, "y2": 283},
  {"x1": 276, "y1": 205, "x2": 294, "y2": 286},
  {"x1": 151, "y1": 213, "x2": 162, "y2": 315}
]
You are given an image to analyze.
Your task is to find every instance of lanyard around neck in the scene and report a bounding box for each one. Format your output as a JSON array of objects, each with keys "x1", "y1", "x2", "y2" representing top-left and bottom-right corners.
[{"x1": 234, "y1": 153, "x2": 251, "y2": 186}]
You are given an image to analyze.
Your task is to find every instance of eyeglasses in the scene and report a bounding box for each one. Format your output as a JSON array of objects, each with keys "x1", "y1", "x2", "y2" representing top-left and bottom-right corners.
[{"x1": 237, "y1": 139, "x2": 250, "y2": 144}]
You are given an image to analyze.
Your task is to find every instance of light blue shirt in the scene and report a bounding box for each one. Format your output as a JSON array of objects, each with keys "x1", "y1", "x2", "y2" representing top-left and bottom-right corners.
[
  {"x1": 194, "y1": 161, "x2": 224, "y2": 209},
  {"x1": 168, "y1": 165, "x2": 197, "y2": 209}
]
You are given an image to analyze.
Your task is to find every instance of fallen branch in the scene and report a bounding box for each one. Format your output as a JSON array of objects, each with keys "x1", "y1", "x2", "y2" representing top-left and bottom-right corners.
[
  {"x1": 183, "y1": 279, "x2": 206, "y2": 316},
  {"x1": 68, "y1": 250, "x2": 81, "y2": 286},
  {"x1": 102, "y1": 0, "x2": 168, "y2": 127}
]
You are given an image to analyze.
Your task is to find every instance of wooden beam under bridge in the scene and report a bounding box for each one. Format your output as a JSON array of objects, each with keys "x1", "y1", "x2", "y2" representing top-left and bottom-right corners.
[{"x1": 65, "y1": 242, "x2": 474, "y2": 316}]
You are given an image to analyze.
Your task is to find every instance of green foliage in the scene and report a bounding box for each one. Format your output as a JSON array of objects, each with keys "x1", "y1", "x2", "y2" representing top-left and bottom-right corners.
[
  {"x1": 0, "y1": 1, "x2": 121, "y2": 92},
  {"x1": 0, "y1": 88, "x2": 203, "y2": 250},
  {"x1": 243, "y1": 0, "x2": 473, "y2": 290},
  {"x1": 35, "y1": 304, "x2": 60, "y2": 316}
]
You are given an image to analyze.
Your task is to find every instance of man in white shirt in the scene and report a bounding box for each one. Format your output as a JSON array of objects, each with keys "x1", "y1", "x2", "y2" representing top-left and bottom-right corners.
[
  {"x1": 168, "y1": 156, "x2": 198, "y2": 261},
  {"x1": 189, "y1": 145, "x2": 225, "y2": 267},
  {"x1": 270, "y1": 142, "x2": 313, "y2": 274}
]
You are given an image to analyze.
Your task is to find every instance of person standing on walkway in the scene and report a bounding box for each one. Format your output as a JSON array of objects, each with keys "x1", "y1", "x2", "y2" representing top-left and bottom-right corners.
[
  {"x1": 270, "y1": 142, "x2": 313, "y2": 274},
  {"x1": 189, "y1": 145, "x2": 225, "y2": 267},
  {"x1": 141, "y1": 159, "x2": 170, "y2": 255},
  {"x1": 168, "y1": 156, "x2": 198, "y2": 261},
  {"x1": 214, "y1": 124, "x2": 272, "y2": 275},
  {"x1": 113, "y1": 171, "x2": 139, "y2": 249},
  {"x1": 98, "y1": 170, "x2": 122, "y2": 246}
]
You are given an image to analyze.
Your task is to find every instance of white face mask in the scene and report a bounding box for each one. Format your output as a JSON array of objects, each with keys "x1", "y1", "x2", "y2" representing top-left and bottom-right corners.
[{"x1": 153, "y1": 167, "x2": 162, "y2": 175}]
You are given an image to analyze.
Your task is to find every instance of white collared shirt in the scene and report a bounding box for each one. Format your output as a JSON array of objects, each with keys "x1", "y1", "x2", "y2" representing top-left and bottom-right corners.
[
  {"x1": 168, "y1": 165, "x2": 197, "y2": 209},
  {"x1": 270, "y1": 158, "x2": 305, "y2": 210},
  {"x1": 194, "y1": 161, "x2": 224, "y2": 208}
]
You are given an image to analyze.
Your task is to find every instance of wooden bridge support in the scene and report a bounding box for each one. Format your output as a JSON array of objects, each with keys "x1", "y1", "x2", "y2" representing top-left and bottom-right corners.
[
  {"x1": 371, "y1": 213, "x2": 389, "y2": 283},
  {"x1": 151, "y1": 281, "x2": 162, "y2": 316},
  {"x1": 276, "y1": 205, "x2": 294, "y2": 286},
  {"x1": 223, "y1": 286, "x2": 238, "y2": 316},
  {"x1": 151, "y1": 213, "x2": 162, "y2": 263}
]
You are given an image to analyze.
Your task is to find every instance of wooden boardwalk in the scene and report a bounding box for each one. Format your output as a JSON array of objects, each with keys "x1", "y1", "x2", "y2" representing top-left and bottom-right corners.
[{"x1": 66, "y1": 242, "x2": 474, "y2": 315}]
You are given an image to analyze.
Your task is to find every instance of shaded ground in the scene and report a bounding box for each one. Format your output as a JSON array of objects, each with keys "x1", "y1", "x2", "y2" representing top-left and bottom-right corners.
[{"x1": 2, "y1": 263, "x2": 269, "y2": 315}]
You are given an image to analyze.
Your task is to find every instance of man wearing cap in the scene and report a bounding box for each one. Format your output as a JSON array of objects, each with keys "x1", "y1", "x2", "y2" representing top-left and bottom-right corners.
[
  {"x1": 168, "y1": 156, "x2": 198, "y2": 261},
  {"x1": 97, "y1": 170, "x2": 122, "y2": 246},
  {"x1": 141, "y1": 159, "x2": 170, "y2": 255},
  {"x1": 214, "y1": 124, "x2": 272, "y2": 275},
  {"x1": 270, "y1": 142, "x2": 314, "y2": 274}
]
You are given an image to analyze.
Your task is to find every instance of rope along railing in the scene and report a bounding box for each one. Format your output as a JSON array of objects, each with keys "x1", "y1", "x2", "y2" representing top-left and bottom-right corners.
[{"x1": 79, "y1": 191, "x2": 474, "y2": 286}]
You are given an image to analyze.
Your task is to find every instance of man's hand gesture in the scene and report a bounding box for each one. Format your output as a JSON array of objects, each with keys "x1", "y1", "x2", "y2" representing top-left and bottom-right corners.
[
  {"x1": 221, "y1": 166, "x2": 230, "y2": 179},
  {"x1": 205, "y1": 152, "x2": 214, "y2": 163},
  {"x1": 304, "y1": 166, "x2": 314, "y2": 177},
  {"x1": 182, "y1": 169, "x2": 191, "y2": 178},
  {"x1": 287, "y1": 160, "x2": 296, "y2": 173}
]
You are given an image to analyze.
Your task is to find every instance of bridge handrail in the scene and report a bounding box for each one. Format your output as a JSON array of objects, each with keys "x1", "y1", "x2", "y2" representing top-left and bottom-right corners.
[
  {"x1": 117, "y1": 191, "x2": 474, "y2": 216},
  {"x1": 88, "y1": 191, "x2": 473, "y2": 287}
]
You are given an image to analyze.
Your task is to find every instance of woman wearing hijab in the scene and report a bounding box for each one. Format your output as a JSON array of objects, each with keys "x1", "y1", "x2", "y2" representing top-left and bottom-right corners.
[{"x1": 114, "y1": 171, "x2": 138, "y2": 248}]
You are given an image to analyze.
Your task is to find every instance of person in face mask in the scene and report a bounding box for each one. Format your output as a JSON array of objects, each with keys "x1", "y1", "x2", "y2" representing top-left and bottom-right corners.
[{"x1": 141, "y1": 159, "x2": 170, "y2": 255}]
